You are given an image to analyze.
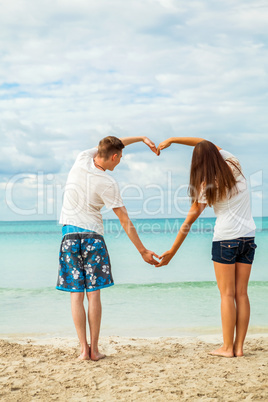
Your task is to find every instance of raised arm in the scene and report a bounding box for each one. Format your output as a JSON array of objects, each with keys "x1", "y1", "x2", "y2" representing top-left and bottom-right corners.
[
  {"x1": 158, "y1": 137, "x2": 221, "y2": 152},
  {"x1": 113, "y1": 206, "x2": 159, "y2": 265},
  {"x1": 158, "y1": 137, "x2": 205, "y2": 151},
  {"x1": 155, "y1": 201, "x2": 207, "y2": 267},
  {"x1": 120, "y1": 136, "x2": 158, "y2": 155}
]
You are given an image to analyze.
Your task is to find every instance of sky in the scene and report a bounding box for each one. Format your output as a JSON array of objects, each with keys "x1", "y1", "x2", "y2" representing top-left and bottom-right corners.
[{"x1": 0, "y1": 0, "x2": 267, "y2": 220}]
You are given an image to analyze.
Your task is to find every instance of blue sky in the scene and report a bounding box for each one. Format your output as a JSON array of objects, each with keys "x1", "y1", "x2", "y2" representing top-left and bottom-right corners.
[{"x1": 0, "y1": 0, "x2": 267, "y2": 220}]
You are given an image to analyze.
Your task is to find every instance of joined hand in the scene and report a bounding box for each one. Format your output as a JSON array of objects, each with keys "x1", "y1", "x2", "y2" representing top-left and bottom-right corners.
[
  {"x1": 156, "y1": 139, "x2": 172, "y2": 154},
  {"x1": 143, "y1": 137, "x2": 173, "y2": 156},
  {"x1": 143, "y1": 137, "x2": 159, "y2": 155},
  {"x1": 154, "y1": 250, "x2": 174, "y2": 268},
  {"x1": 141, "y1": 249, "x2": 160, "y2": 265}
]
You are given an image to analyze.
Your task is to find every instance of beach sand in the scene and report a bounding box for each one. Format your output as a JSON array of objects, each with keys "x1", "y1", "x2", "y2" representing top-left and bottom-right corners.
[{"x1": 0, "y1": 334, "x2": 267, "y2": 401}]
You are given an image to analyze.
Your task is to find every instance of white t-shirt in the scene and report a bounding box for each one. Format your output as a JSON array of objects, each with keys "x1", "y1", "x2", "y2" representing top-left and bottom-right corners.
[
  {"x1": 198, "y1": 150, "x2": 256, "y2": 241},
  {"x1": 59, "y1": 148, "x2": 124, "y2": 235}
]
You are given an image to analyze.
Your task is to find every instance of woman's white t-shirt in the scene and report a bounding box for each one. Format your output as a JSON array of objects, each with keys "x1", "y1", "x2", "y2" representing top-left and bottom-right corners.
[
  {"x1": 198, "y1": 150, "x2": 256, "y2": 241},
  {"x1": 59, "y1": 148, "x2": 124, "y2": 236}
]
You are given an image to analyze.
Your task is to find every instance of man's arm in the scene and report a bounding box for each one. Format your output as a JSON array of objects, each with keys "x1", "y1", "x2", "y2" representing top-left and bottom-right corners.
[
  {"x1": 113, "y1": 206, "x2": 159, "y2": 265},
  {"x1": 120, "y1": 136, "x2": 158, "y2": 155},
  {"x1": 157, "y1": 137, "x2": 222, "y2": 151},
  {"x1": 155, "y1": 202, "x2": 207, "y2": 267}
]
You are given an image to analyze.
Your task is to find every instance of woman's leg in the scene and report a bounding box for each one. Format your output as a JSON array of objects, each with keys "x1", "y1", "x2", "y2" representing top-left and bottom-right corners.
[
  {"x1": 211, "y1": 262, "x2": 236, "y2": 357},
  {"x1": 234, "y1": 262, "x2": 252, "y2": 357}
]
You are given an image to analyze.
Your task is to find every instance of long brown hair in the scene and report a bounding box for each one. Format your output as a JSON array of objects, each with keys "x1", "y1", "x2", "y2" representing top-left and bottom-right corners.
[{"x1": 189, "y1": 140, "x2": 242, "y2": 206}]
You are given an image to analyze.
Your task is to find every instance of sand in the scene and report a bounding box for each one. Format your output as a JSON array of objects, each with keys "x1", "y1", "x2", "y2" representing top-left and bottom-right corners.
[{"x1": 0, "y1": 334, "x2": 267, "y2": 401}]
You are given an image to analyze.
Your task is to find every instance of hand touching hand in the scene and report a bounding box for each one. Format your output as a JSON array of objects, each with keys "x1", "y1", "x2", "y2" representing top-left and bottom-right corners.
[
  {"x1": 154, "y1": 250, "x2": 174, "y2": 267},
  {"x1": 157, "y1": 139, "x2": 172, "y2": 154},
  {"x1": 140, "y1": 249, "x2": 160, "y2": 265},
  {"x1": 143, "y1": 137, "x2": 159, "y2": 155}
]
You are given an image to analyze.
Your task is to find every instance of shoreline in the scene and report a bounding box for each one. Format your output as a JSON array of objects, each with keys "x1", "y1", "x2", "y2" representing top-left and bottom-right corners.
[
  {"x1": 1, "y1": 325, "x2": 268, "y2": 341},
  {"x1": 1, "y1": 334, "x2": 267, "y2": 401}
]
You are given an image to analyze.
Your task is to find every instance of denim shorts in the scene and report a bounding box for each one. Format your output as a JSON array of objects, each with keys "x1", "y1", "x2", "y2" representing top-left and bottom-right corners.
[
  {"x1": 56, "y1": 232, "x2": 114, "y2": 292},
  {"x1": 212, "y1": 237, "x2": 257, "y2": 265}
]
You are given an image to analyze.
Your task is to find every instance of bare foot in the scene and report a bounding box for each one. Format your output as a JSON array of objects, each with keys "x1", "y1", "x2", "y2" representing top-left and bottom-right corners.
[
  {"x1": 234, "y1": 350, "x2": 244, "y2": 357},
  {"x1": 233, "y1": 343, "x2": 244, "y2": 357},
  {"x1": 90, "y1": 350, "x2": 106, "y2": 361},
  {"x1": 78, "y1": 345, "x2": 90, "y2": 360},
  {"x1": 209, "y1": 347, "x2": 234, "y2": 358},
  {"x1": 78, "y1": 353, "x2": 90, "y2": 360}
]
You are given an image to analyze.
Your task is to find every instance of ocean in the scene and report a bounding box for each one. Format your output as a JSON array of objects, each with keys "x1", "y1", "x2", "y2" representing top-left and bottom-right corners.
[{"x1": 0, "y1": 218, "x2": 267, "y2": 337}]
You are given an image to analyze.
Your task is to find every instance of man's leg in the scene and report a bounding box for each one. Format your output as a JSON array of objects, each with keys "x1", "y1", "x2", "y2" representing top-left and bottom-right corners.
[
  {"x1": 71, "y1": 292, "x2": 90, "y2": 360},
  {"x1": 234, "y1": 262, "x2": 252, "y2": 357},
  {"x1": 210, "y1": 262, "x2": 236, "y2": 357},
  {"x1": 86, "y1": 290, "x2": 106, "y2": 361}
]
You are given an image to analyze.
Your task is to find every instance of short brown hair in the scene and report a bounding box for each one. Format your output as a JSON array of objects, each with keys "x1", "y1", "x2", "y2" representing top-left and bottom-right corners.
[{"x1": 97, "y1": 136, "x2": 125, "y2": 160}]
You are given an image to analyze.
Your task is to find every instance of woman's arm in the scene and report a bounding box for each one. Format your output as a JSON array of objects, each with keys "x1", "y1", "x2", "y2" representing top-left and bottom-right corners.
[
  {"x1": 158, "y1": 137, "x2": 205, "y2": 151},
  {"x1": 120, "y1": 136, "x2": 158, "y2": 154},
  {"x1": 155, "y1": 201, "x2": 207, "y2": 267},
  {"x1": 157, "y1": 137, "x2": 222, "y2": 152}
]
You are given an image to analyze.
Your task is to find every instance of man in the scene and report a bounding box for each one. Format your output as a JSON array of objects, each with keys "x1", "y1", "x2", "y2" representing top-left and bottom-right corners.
[{"x1": 56, "y1": 136, "x2": 159, "y2": 360}]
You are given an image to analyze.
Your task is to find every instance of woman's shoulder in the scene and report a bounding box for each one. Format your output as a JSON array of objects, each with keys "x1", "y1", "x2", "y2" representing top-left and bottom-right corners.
[
  {"x1": 220, "y1": 150, "x2": 243, "y2": 179},
  {"x1": 219, "y1": 149, "x2": 237, "y2": 160}
]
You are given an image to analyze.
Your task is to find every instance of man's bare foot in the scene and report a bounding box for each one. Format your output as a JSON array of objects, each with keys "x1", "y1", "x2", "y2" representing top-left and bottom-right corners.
[
  {"x1": 209, "y1": 346, "x2": 234, "y2": 358},
  {"x1": 90, "y1": 350, "x2": 106, "y2": 361},
  {"x1": 78, "y1": 344, "x2": 90, "y2": 360},
  {"x1": 78, "y1": 353, "x2": 90, "y2": 360}
]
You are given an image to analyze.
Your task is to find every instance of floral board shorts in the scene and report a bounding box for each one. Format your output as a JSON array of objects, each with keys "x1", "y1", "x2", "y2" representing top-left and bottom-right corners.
[{"x1": 56, "y1": 230, "x2": 114, "y2": 293}]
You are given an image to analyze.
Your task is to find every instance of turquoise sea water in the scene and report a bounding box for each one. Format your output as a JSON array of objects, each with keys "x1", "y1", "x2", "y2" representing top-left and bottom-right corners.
[{"x1": 0, "y1": 218, "x2": 267, "y2": 337}]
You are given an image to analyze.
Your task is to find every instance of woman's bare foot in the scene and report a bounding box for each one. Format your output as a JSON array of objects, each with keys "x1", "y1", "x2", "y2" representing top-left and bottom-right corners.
[
  {"x1": 209, "y1": 346, "x2": 234, "y2": 358},
  {"x1": 233, "y1": 341, "x2": 244, "y2": 357},
  {"x1": 234, "y1": 352, "x2": 244, "y2": 357},
  {"x1": 90, "y1": 350, "x2": 106, "y2": 361},
  {"x1": 234, "y1": 348, "x2": 244, "y2": 357}
]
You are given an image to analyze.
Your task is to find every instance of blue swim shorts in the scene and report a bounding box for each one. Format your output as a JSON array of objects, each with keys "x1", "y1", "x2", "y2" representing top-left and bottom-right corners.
[
  {"x1": 56, "y1": 227, "x2": 114, "y2": 292},
  {"x1": 212, "y1": 237, "x2": 257, "y2": 265}
]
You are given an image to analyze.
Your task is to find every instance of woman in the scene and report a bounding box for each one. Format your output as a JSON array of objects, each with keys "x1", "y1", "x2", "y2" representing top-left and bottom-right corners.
[{"x1": 156, "y1": 137, "x2": 257, "y2": 357}]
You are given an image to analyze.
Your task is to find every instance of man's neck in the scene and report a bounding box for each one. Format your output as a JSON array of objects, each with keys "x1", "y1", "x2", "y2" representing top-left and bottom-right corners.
[{"x1": 94, "y1": 155, "x2": 106, "y2": 171}]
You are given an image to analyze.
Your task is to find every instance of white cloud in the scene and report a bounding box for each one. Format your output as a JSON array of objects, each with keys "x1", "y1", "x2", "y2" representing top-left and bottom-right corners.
[{"x1": 0, "y1": 0, "x2": 267, "y2": 218}]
